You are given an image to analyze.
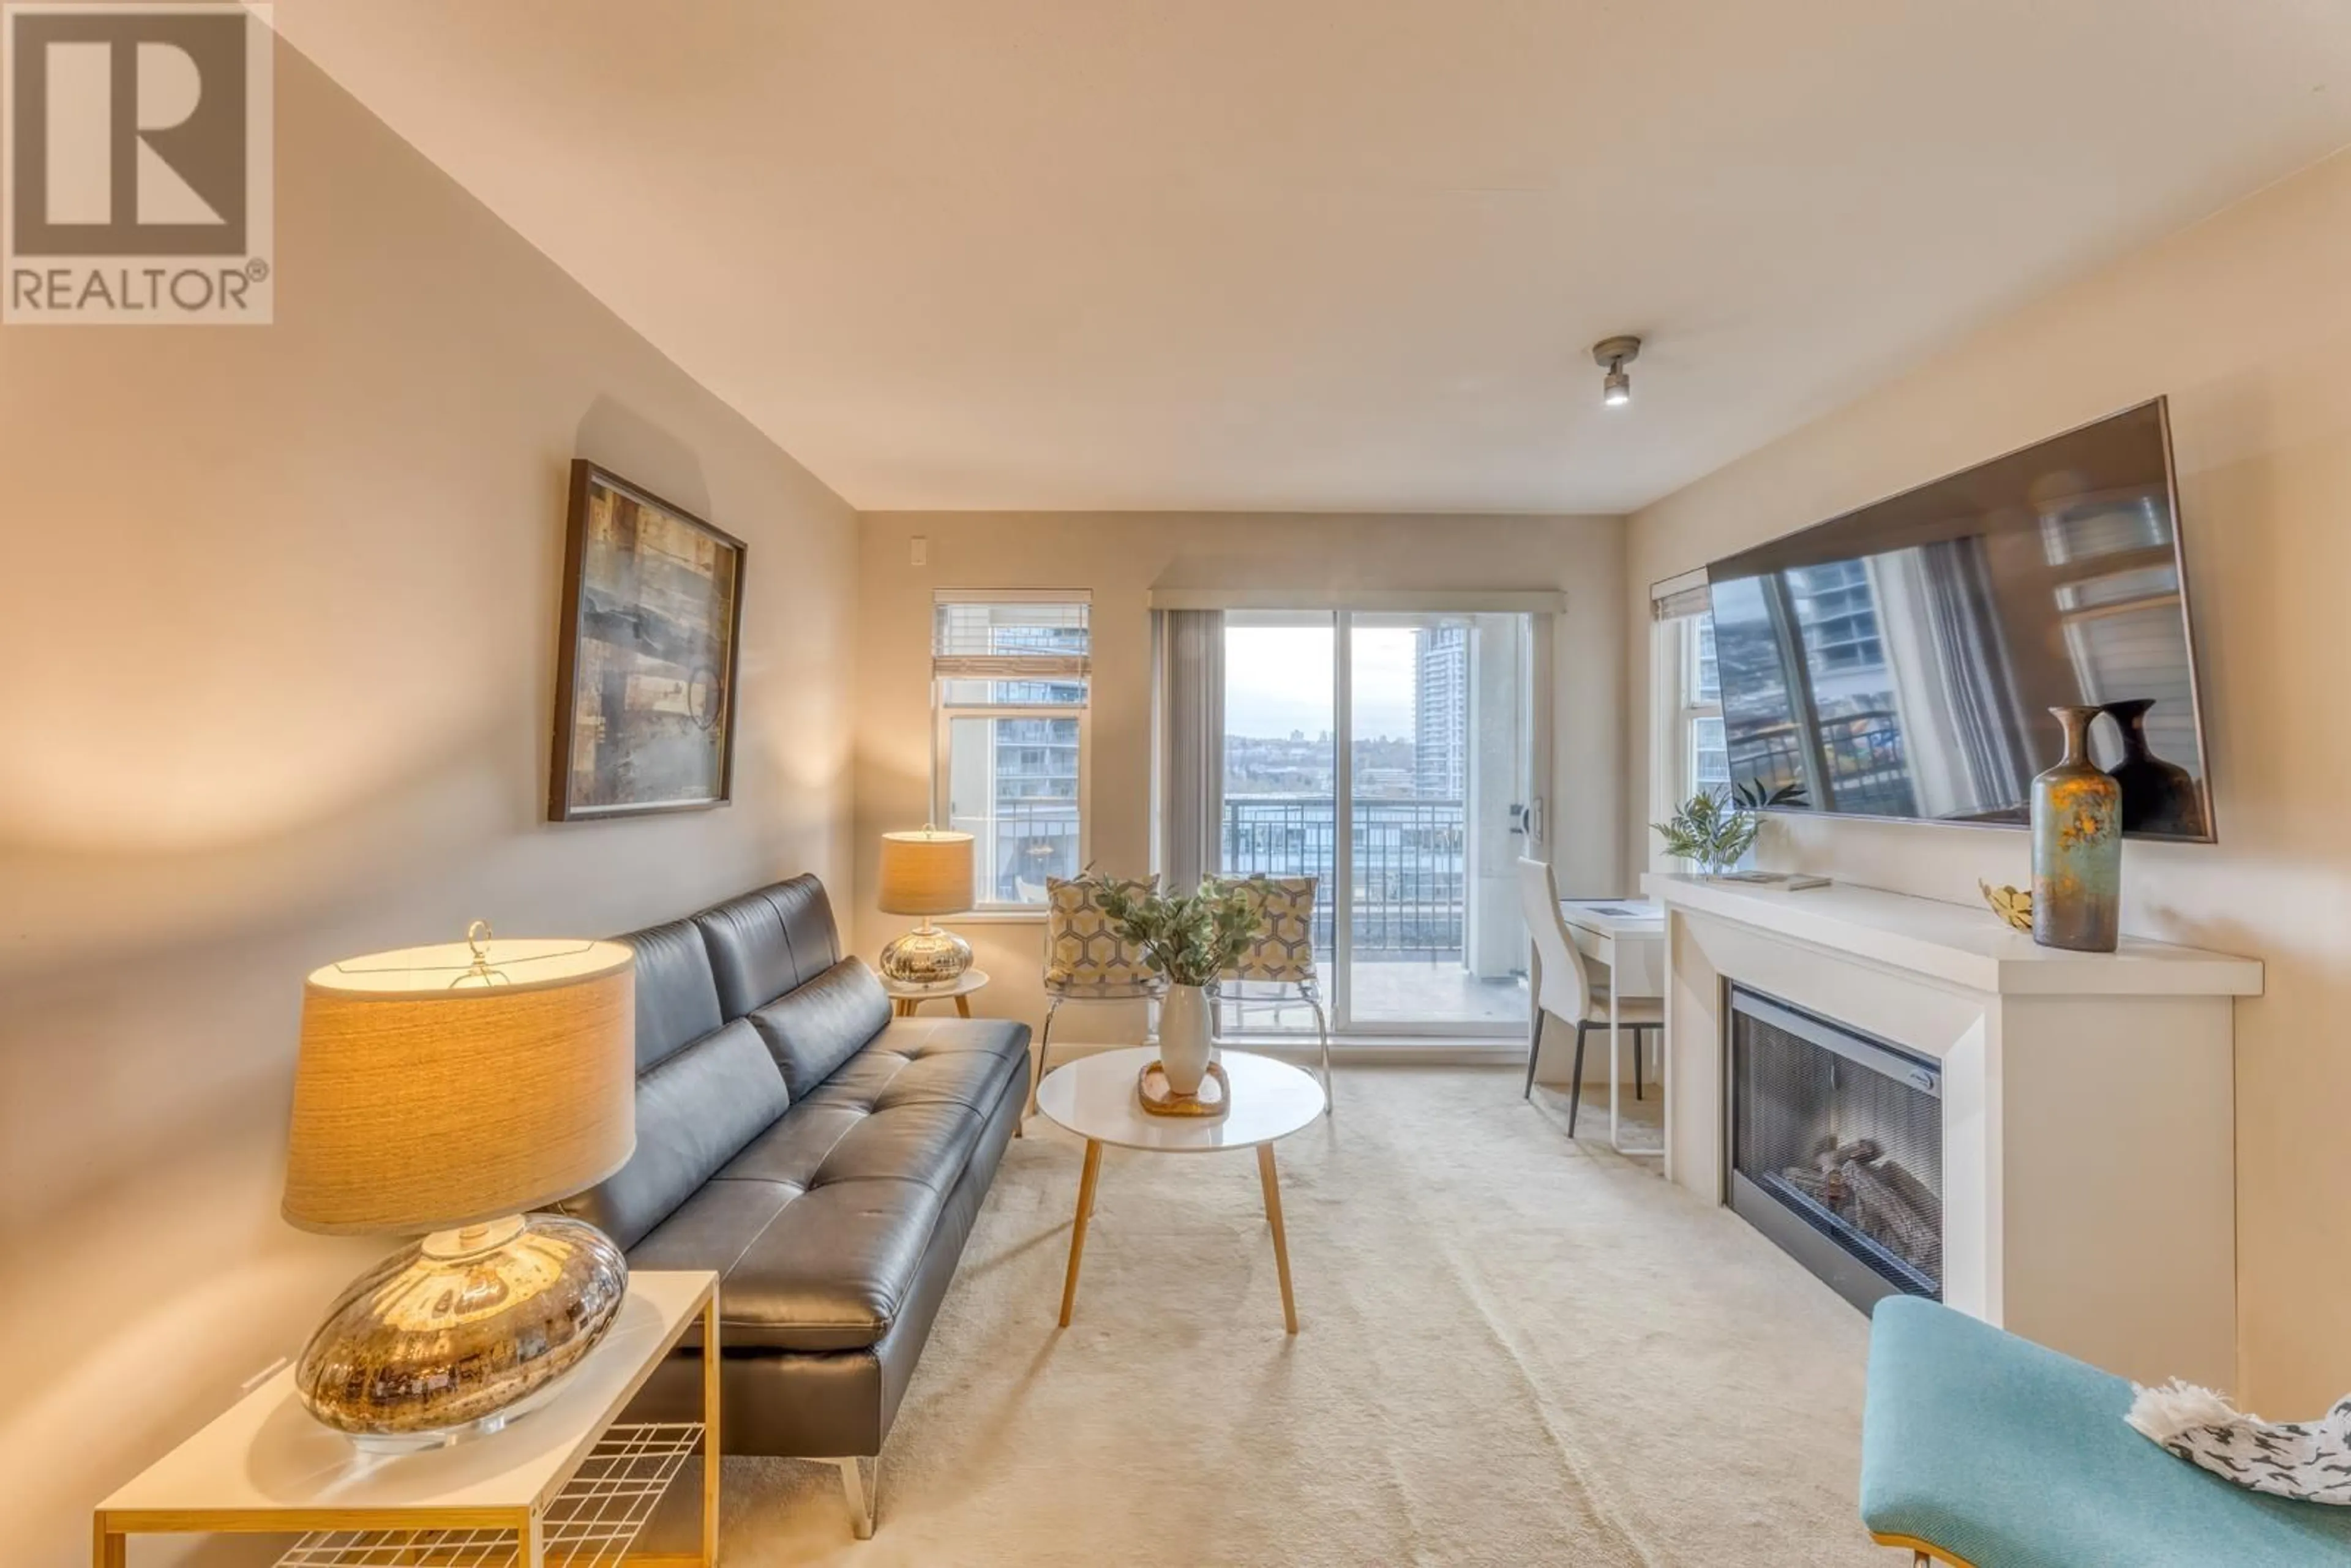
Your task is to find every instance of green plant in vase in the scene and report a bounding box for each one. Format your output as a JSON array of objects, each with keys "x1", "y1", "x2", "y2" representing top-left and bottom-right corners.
[{"x1": 1081, "y1": 874, "x2": 1259, "y2": 1095}]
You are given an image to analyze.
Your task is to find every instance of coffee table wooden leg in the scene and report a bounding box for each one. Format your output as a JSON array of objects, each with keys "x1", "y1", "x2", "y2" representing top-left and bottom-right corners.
[
  {"x1": 1258, "y1": 1142, "x2": 1299, "y2": 1334},
  {"x1": 954, "y1": 995, "x2": 972, "y2": 1018},
  {"x1": 92, "y1": 1516, "x2": 124, "y2": 1568},
  {"x1": 1059, "y1": 1139, "x2": 1103, "y2": 1327}
]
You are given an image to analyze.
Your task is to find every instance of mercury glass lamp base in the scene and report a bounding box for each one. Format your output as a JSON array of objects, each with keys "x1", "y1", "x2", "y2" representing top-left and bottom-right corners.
[
  {"x1": 880, "y1": 922, "x2": 973, "y2": 987},
  {"x1": 295, "y1": 1212, "x2": 628, "y2": 1449}
]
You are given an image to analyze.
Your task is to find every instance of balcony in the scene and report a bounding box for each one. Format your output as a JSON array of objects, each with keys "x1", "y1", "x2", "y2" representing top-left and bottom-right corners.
[{"x1": 1221, "y1": 795, "x2": 1525, "y2": 1031}]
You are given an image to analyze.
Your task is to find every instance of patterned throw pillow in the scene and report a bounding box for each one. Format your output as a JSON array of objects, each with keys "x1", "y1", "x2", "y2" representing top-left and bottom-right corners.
[
  {"x1": 1043, "y1": 876, "x2": 1160, "y2": 991},
  {"x1": 1223, "y1": 876, "x2": 1319, "y2": 983}
]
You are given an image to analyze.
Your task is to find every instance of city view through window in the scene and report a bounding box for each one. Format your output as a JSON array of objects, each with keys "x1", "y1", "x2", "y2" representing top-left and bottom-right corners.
[
  {"x1": 941, "y1": 599, "x2": 1535, "y2": 1028},
  {"x1": 1222, "y1": 615, "x2": 1531, "y2": 1031},
  {"x1": 937, "y1": 598, "x2": 1089, "y2": 906}
]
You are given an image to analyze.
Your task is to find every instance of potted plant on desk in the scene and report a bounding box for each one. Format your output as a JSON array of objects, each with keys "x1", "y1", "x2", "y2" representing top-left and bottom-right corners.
[{"x1": 1083, "y1": 875, "x2": 1258, "y2": 1095}]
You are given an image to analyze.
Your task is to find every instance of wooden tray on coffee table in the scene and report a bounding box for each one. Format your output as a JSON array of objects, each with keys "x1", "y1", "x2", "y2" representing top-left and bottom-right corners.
[{"x1": 1138, "y1": 1059, "x2": 1231, "y2": 1120}]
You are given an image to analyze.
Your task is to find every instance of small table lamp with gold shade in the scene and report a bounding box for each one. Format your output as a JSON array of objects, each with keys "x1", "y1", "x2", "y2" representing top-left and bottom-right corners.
[
  {"x1": 281, "y1": 924, "x2": 637, "y2": 1451},
  {"x1": 877, "y1": 828, "x2": 976, "y2": 988}
]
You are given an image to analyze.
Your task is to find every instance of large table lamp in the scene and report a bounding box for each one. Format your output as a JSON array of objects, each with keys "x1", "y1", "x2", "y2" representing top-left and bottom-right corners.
[
  {"x1": 282, "y1": 924, "x2": 637, "y2": 1451},
  {"x1": 877, "y1": 828, "x2": 975, "y2": 987}
]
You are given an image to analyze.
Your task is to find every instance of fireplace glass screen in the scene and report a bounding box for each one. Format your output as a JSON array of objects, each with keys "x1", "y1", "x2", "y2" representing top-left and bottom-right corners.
[{"x1": 1729, "y1": 987, "x2": 1943, "y2": 1310}]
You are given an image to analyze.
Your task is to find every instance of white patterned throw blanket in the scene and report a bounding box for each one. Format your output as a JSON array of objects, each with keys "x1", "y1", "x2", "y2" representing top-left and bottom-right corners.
[{"x1": 2128, "y1": 1381, "x2": 2351, "y2": 1504}]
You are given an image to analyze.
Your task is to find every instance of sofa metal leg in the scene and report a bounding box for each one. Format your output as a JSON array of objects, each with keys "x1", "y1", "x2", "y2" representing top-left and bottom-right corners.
[{"x1": 833, "y1": 1455, "x2": 878, "y2": 1540}]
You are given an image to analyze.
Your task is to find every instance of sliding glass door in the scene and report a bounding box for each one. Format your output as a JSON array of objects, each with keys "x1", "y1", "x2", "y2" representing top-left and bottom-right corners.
[
  {"x1": 1218, "y1": 609, "x2": 1539, "y2": 1036},
  {"x1": 1344, "y1": 613, "x2": 1534, "y2": 1028}
]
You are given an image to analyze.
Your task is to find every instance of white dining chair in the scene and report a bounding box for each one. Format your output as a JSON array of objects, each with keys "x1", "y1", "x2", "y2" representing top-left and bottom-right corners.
[{"x1": 1516, "y1": 857, "x2": 1662, "y2": 1136}]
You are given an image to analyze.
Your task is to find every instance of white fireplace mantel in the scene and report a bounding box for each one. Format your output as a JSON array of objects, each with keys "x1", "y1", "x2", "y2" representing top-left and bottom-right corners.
[
  {"x1": 1646, "y1": 874, "x2": 2262, "y2": 999},
  {"x1": 1643, "y1": 872, "x2": 2262, "y2": 1390}
]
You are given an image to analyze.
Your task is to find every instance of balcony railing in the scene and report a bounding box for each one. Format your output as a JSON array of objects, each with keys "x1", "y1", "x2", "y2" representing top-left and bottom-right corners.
[
  {"x1": 1731, "y1": 713, "x2": 1919, "y2": 819},
  {"x1": 1220, "y1": 795, "x2": 1464, "y2": 960}
]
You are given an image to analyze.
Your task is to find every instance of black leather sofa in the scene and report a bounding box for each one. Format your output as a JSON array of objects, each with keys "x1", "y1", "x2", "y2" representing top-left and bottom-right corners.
[{"x1": 555, "y1": 876, "x2": 1030, "y2": 1536}]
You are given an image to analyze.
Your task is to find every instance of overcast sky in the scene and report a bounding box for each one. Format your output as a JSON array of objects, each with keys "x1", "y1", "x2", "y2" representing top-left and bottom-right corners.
[{"x1": 1225, "y1": 625, "x2": 1417, "y2": 741}]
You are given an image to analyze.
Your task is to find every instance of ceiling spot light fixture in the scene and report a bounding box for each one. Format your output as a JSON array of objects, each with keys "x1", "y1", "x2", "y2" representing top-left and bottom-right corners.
[{"x1": 1593, "y1": 336, "x2": 1641, "y2": 407}]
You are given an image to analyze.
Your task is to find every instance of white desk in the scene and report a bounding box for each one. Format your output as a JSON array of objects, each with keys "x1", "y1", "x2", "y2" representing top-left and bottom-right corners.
[{"x1": 1558, "y1": 898, "x2": 1665, "y2": 1153}]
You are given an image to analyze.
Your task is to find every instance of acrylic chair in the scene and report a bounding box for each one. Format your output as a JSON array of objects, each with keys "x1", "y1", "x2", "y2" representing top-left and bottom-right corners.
[
  {"x1": 1029, "y1": 874, "x2": 1164, "y2": 1116},
  {"x1": 1213, "y1": 875, "x2": 1334, "y2": 1109},
  {"x1": 1516, "y1": 857, "x2": 1662, "y2": 1136}
]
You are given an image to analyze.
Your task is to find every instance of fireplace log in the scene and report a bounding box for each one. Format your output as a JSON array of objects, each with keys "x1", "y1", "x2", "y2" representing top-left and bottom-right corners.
[
  {"x1": 1813, "y1": 1137, "x2": 1883, "y2": 1172},
  {"x1": 1783, "y1": 1139, "x2": 1943, "y2": 1280},
  {"x1": 1840, "y1": 1157, "x2": 1940, "y2": 1277},
  {"x1": 1873, "y1": 1157, "x2": 1944, "y2": 1240}
]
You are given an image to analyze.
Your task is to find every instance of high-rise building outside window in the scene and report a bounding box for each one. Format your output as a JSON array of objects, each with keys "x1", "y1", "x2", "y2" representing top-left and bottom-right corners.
[
  {"x1": 932, "y1": 594, "x2": 1089, "y2": 907},
  {"x1": 1412, "y1": 626, "x2": 1469, "y2": 799},
  {"x1": 1684, "y1": 613, "x2": 1728, "y2": 794}
]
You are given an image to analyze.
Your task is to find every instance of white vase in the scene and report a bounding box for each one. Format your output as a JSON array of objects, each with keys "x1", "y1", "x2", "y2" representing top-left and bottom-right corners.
[{"x1": 1159, "y1": 983, "x2": 1215, "y2": 1095}]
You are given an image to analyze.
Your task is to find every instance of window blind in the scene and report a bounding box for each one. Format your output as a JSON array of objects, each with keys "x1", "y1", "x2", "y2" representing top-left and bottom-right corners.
[
  {"x1": 932, "y1": 594, "x2": 1092, "y2": 700},
  {"x1": 1650, "y1": 569, "x2": 1712, "y2": 622}
]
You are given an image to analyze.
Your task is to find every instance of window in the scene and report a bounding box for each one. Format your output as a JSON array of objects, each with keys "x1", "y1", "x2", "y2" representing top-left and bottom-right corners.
[
  {"x1": 1682, "y1": 613, "x2": 1728, "y2": 795},
  {"x1": 933, "y1": 593, "x2": 1090, "y2": 908}
]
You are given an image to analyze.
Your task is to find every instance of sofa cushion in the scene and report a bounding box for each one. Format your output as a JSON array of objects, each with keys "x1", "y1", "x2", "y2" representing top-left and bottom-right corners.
[
  {"x1": 801, "y1": 1015, "x2": 1033, "y2": 1119},
  {"x1": 632, "y1": 1016, "x2": 1030, "y2": 1352},
  {"x1": 694, "y1": 876, "x2": 841, "y2": 1020},
  {"x1": 749, "y1": 958, "x2": 892, "y2": 1099},
  {"x1": 619, "y1": 917, "x2": 726, "y2": 1072},
  {"x1": 626, "y1": 1172, "x2": 799, "y2": 1278},
  {"x1": 560, "y1": 1018, "x2": 789, "y2": 1250}
]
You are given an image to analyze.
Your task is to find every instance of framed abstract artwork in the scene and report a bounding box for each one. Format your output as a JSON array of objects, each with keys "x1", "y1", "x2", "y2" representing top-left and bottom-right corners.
[{"x1": 549, "y1": 460, "x2": 747, "y2": 821}]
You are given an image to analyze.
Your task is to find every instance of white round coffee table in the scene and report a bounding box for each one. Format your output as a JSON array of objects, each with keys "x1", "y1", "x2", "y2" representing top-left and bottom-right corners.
[{"x1": 1035, "y1": 1046, "x2": 1327, "y2": 1334}]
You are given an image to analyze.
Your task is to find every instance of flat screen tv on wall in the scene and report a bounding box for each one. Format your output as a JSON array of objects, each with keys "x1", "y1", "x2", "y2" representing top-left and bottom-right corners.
[{"x1": 1704, "y1": 397, "x2": 2214, "y2": 842}]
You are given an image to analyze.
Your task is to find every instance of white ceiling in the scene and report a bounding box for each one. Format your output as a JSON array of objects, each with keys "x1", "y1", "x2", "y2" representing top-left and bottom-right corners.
[{"x1": 273, "y1": 2, "x2": 2351, "y2": 515}]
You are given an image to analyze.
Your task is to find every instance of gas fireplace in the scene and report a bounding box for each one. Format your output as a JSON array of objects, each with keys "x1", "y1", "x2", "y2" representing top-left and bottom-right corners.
[{"x1": 1728, "y1": 986, "x2": 1943, "y2": 1311}]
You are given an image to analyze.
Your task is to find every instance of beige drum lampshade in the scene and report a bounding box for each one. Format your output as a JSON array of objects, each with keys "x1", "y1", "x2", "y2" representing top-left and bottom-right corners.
[
  {"x1": 877, "y1": 829, "x2": 975, "y2": 917},
  {"x1": 283, "y1": 934, "x2": 636, "y2": 1236}
]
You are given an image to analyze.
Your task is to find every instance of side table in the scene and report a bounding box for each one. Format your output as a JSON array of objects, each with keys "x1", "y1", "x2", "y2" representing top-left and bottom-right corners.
[
  {"x1": 94, "y1": 1270, "x2": 720, "y2": 1568},
  {"x1": 883, "y1": 968, "x2": 990, "y2": 1019}
]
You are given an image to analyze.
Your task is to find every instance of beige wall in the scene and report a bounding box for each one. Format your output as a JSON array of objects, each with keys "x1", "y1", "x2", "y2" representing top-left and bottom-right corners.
[
  {"x1": 1623, "y1": 148, "x2": 2351, "y2": 1410},
  {"x1": 855, "y1": 511, "x2": 1625, "y2": 1041},
  {"x1": 0, "y1": 39, "x2": 856, "y2": 1567}
]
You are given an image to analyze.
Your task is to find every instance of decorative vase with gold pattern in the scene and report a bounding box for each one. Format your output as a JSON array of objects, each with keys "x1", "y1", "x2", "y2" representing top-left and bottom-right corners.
[{"x1": 2030, "y1": 707, "x2": 2122, "y2": 953}]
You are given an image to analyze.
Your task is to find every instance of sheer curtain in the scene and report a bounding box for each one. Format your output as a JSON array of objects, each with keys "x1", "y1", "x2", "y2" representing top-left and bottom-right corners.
[{"x1": 1157, "y1": 609, "x2": 1224, "y2": 891}]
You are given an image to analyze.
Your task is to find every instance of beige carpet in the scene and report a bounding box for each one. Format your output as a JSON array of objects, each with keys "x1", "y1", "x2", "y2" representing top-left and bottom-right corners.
[{"x1": 707, "y1": 1066, "x2": 1883, "y2": 1567}]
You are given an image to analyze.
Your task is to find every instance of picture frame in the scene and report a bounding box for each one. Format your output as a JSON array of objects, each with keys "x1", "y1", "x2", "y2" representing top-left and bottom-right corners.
[{"x1": 549, "y1": 460, "x2": 748, "y2": 822}]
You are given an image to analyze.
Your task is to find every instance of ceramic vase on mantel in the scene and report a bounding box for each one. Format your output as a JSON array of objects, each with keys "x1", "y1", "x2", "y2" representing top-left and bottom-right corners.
[
  {"x1": 1159, "y1": 983, "x2": 1217, "y2": 1095},
  {"x1": 2101, "y1": 697, "x2": 2207, "y2": 839},
  {"x1": 2030, "y1": 705, "x2": 2122, "y2": 953}
]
